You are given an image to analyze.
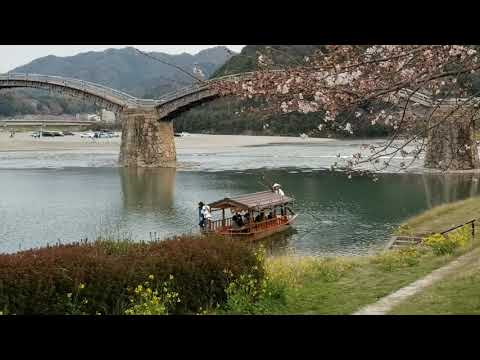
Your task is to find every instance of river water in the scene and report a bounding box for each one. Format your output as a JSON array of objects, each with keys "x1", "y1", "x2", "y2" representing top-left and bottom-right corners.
[{"x1": 1, "y1": 135, "x2": 479, "y2": 255}]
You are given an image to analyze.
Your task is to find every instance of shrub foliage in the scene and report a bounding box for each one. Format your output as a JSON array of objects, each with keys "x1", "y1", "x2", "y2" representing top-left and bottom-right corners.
[{"x1": 0, "y1": 235, "x2": 264, "y2": 315}]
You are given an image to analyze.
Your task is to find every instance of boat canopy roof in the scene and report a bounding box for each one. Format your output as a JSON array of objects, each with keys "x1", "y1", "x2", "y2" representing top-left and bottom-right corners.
[{"x1": 208, "y1": 191, "x2": 293, "y2": 211}]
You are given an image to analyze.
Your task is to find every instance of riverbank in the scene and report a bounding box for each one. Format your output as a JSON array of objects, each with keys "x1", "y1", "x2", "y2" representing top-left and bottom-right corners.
[
  {"x1": 2, "y1": 233, "x2": 475, "y2": 315},
  {"x1": 237, "y1": 238, "x2": 479, "y2": 315},
  {"x1": 218, "y1": 197, "x2": 480, "y2": 315},
  {"x1": 0, "y1": 132, "x2": 333, "y2": 153}
]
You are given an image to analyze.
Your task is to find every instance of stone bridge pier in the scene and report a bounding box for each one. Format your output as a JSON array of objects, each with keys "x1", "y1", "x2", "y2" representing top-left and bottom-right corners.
[
  {"x1": 119, "y1": 108, "x2": 176, "y2": 167},
  {"x1": 424, "y1": 110, "x2": 480, "y2": 170}
]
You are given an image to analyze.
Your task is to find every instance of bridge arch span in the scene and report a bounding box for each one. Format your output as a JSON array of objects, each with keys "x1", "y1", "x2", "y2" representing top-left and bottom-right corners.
[{"x1": 0, "y1": 73, "x2": 159, "y2": 113}]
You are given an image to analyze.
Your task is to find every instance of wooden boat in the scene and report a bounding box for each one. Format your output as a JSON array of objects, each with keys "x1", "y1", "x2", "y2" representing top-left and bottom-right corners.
[{"x1": 204, "y1": 191, "x2": 297, "y2": 241}]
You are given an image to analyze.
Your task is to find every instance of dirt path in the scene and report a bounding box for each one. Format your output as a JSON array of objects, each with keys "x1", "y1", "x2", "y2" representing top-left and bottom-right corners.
[{"x1": 353, "y1": 247, "x2": 480, "y2": 315}]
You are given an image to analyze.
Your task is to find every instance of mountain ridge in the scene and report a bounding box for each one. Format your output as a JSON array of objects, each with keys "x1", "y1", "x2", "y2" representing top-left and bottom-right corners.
[
  {"x1": 0, "y1": 46, "x2": 235, "y2": 117},
  {"x1": 11, "y1": 46, "x2": 234, "y2": 98}
]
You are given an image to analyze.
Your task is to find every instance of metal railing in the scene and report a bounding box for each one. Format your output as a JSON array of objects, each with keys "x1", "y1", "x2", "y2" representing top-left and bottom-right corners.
[{"x1": 440, "y1": 219, "x2": 476, "y2": 239}]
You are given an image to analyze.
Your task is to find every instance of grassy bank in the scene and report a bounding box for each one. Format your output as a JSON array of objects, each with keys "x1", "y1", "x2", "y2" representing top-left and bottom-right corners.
[
  {"x1": 217, "y1": 197, "x2": 480, "y2": 315},
  {"x1": 222, "y1": 240, "x2": 477, "y2": 315},
  {"x1": 1, "y1": 238, "x2": 474, "y2": 315},
  {"x1": 389, "y1": 247, "x2": 480, "y2": 314}
]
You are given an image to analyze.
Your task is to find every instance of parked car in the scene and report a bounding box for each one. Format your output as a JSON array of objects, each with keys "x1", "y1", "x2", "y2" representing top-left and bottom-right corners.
[
  {"x1": 81, "y1": 132, "x2": 95, "y2": 138},
  {"x1": 63, "y1": 131, "x2": 75, "y2": 136},
  {"x1": 94, "y1": 131, "x2": 115, "y2": 138}
]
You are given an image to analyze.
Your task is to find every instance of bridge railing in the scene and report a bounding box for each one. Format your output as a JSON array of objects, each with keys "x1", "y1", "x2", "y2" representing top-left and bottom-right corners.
[
  {"x1": 399, "y1": 88, "x2": 480, "y2": 108},
  {"x1": 5, "y1": 71, "x2": 480, "y2": 112},
  {"x1": 156, "y1": 83, "x2": 210, "y2": 104},
  {"x1": 154, "y1": 72, "x2": 258, "y2": 105},
  {"x1": 0, "y1": 73, "x2": 144, "y2": 107}
]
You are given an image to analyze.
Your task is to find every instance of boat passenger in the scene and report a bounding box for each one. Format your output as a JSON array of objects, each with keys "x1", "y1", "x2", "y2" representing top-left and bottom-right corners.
[
  {"x1": 198, "y1": 202, "x2": 205, "y2": 229},
  {"x1": 236, "y1": 215, "x2": 244, "y2": 227},
  {"x1": 233, "y1": 212, "x2": 244, "y2": 227},
  {"x1": 232, "y1": 213, "x2": 239, "y2": 224},
  {"x1": 201, "y1": 204, "x2": 212, "y2": 229},
  {"x1": 255, "y1": 211, "x2": 265, "y2": 223},
  {"x1": 203, "y1": 205, "x2": 212, "y2": 220},
  {"x1": 272, "y1": 183, "x2": 285, "y2": 196}
]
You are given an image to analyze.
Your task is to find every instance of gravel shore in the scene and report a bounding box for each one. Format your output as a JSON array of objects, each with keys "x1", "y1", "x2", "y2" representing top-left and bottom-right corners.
[{"x1": 0, "y1": 132, "x2": 333, "y2": 153}]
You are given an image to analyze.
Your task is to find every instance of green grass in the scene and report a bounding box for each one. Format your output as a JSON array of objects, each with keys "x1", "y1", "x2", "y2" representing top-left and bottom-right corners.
[
  {"x1": 389, "y1": 248, "x2": 480, "y2": 314},
  {"x1": 248, "y1": 241, "x2": 478, "y2": 315},
  {"x1": 396, "y1": 196, "x2": 480, "y2": 235},
  {"x1": 214, "y1": 197, "x2": 480, "y2": 315}
]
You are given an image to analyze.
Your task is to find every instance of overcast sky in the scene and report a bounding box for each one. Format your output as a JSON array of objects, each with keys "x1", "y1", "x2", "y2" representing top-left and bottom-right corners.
[{"x1": 0, "y1": 45, "x2": 246, "y2": 73}]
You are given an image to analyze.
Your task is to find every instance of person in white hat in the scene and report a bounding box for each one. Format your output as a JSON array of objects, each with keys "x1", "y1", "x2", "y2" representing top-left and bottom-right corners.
[
  {"x1": 202, "y1": 204, "x2": 212, "y2": 221},
  {"x1": 272, "y1": 183, "x2": 285, "y2": 196}
]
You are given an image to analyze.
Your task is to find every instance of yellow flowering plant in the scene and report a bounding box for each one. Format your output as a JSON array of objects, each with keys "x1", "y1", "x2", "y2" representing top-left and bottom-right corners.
[
  {"x1": 446, "y1": 226, "x2": 471, "y2": 248},
  {"x1": 222, "y1": 245, "x2": 287, "y2": 314},
  {"x1": 65, "y1": 282, "x2": 89, "y2": 315},
  {"x1": 124, "y1": 275, "x2": 181, "y2": 315},
  {"x1": 423, "y1": 226, "x2": 470, "y2": 256}
]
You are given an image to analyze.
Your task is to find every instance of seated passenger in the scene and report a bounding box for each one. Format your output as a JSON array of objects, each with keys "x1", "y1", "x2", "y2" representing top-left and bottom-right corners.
[
  {"x1": 255, "y1": 211, "x2": 265, "y2": 223},
  {"x1": 235, "y1": 213, "x2": 244, "y2": 227}
]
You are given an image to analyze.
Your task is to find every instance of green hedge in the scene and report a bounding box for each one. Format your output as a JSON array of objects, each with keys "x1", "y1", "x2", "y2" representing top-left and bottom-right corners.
[{"x1": 0, "y1": 235, "x2": 264, "y2": 315}]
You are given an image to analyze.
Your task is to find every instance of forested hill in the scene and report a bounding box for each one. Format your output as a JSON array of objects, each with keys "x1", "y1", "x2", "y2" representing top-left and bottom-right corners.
[
  {"x1": 212, "y1": 45, "x2": 325, "y2": 77},
  {"x1": 0, "y1": 46, "x2": 234, "y2": 117},
  {"x1": 174, "y1": 45, "x2": 391, "y2": 138}
]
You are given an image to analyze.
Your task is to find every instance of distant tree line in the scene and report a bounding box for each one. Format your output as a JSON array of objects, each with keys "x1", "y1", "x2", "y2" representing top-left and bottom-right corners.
[
  {"x1": 173, "y1": 97, "x2": 392, "y2": 138},
  {"x1": 0, "y1": 90, "x2": 97, "y2": 118}
]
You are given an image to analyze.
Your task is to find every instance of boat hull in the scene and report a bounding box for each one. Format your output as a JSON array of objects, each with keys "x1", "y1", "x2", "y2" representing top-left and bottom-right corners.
[{"x1": 214, "y1": 215, "x2": 298, "y2": 242}]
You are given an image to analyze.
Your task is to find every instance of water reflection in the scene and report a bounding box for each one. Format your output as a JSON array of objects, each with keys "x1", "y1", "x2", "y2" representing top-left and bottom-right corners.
[
  {"x1": 262, "y1": 228, "x2": 298, "y2": 257},
  {"x1": 421, "y1": 173, "x2": 480, "y2": 209},
  {"x1": 119, "y1": 167, "x2": 176, "y2": 210}
]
